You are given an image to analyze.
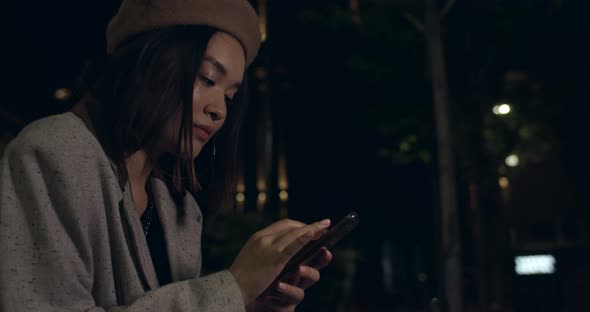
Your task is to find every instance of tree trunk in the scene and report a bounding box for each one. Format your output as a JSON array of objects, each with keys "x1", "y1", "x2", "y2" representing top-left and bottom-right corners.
[{"x1": 424, "y1": 0, "x2": 463, "y2": 311}]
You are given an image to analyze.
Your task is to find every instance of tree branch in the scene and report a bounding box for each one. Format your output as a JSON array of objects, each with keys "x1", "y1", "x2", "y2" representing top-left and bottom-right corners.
[
  {"x1": 440, "y1": 0, "x2": 457, "y2": 19},
  {"x1": 403, "y1": 12, "x2": 425, "y2": 33}
]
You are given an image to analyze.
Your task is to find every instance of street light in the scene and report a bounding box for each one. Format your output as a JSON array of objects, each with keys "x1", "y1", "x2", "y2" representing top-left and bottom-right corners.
[
  {"x1": 279, "y1": 190, "x2": 288, "y2": 202},
  {"x1": 505, "y1": 154, "x2": 519, "y2": 167},
  {"x1": 257, "y1": 192, "x2": 267, "y2": 204},
  {"x1": 235, "y1": 193, "x2": 245, "y2": 203},
  {"x1": 498, "y1": 177, "x2": 510, "y2": 189},
  {"x1": 493, "y1": 103, "x2": 511, "y2": 115},
  {"x1": 54, "y1": 88, "x2": 71, "y2": 101}
]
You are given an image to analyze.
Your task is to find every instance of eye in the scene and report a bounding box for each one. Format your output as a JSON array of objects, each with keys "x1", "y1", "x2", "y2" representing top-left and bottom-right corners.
[{"x1": 199, "y1": 75, "x2": 215, "y2": 87}]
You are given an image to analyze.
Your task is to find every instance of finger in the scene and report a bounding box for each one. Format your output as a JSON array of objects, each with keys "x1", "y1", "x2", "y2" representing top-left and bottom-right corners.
[
  {"x1": 276, "y1": 220, "x2": 331, "y2": 258},
  {"x1": 265, "y1": 222, "x2": 327, "y2": 243},
  {"x1": 273, "y1": 226, "x2": 326, "y2": 243},
  {"x1": 296, "y1": 266, "x2": 320, "y2": 290},
  {"x1": 256, "y1": 219, "x2": 306, "y2": 237},
  {"x1": 279, "y1": 271, "x2": 300, "y2": 286},
  {"x1": 275, "y1": 282, "x2": 305, "y2": 305},
  {"x1": 307, "y1": 247, "x2": 333, "y2": 270}
]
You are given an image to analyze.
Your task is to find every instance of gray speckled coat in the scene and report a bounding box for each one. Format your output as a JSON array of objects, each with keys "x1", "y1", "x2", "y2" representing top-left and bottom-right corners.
[{"x1": 0, "y1": 112, "x2": 245, "y2": 311}]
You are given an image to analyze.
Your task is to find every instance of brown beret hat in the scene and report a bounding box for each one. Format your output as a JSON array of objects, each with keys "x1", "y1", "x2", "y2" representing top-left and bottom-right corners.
[{"x1": 106, "y1": 0, "x2": 261, "y2": 66}]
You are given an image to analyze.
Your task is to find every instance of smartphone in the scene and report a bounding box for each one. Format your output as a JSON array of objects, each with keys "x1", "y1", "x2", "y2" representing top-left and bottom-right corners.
[{"x1": 263, "y1": 211, "x2": 359, "y2": 295}]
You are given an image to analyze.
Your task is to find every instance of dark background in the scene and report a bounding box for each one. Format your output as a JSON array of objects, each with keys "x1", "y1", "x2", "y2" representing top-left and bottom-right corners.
[{"x1": 2, "y1": 1, "x2": 590, "y2": 311}]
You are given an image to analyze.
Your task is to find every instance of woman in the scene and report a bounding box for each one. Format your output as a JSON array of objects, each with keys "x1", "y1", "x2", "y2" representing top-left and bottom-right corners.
[{"x1": 0, "y1": 0, "x2": 333, "y2": 311}]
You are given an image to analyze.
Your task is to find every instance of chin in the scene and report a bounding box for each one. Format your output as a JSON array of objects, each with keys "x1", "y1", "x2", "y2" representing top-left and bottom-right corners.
[
  {"x1": 191, "y1": 147, "x2": 204, "y2": 160},
  {"x1": 191, "y1": 139, "x2": 206, "y2": 158}
]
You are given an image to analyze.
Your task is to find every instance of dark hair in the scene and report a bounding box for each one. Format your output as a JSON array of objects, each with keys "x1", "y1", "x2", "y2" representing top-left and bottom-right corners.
[{"x1": 78, "y1": 25, "x2": 248, "y2": 212}]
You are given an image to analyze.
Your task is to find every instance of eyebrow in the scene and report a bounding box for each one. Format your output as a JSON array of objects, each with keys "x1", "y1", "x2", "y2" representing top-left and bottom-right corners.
[{"x1": 204, "y1": 56, "x2": 242, "y2": 89}]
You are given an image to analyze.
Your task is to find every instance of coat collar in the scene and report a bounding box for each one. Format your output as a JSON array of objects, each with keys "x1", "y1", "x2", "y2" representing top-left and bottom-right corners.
[
  {"x1": 119, "y1": 180, "x2": 160, "y2": 290},
  {"x1": 118, "y1": 177, "x2": 202, "y2": 291},
  {"x1": 150, "y1": 178, "x2": 202, "y2": 282},
  {"x1": 71, "y1": 100, "x2": 203, "y2": 288}
]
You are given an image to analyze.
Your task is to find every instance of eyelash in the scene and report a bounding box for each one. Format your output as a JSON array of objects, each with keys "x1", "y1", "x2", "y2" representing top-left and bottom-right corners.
[
  {"x1": 200, "y1": 75, "x2": 233, "y2": 106},
  {"x1": 199, "y1": 75, "x2": 215, "y2": 87}
]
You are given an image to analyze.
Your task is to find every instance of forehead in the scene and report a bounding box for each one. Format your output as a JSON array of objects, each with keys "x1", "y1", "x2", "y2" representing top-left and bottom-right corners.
[{"x1": 204, "y1": 32, "x2": 246, "y2": 80}]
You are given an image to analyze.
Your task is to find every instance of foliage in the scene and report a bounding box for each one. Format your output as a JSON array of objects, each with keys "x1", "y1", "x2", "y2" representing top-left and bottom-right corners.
[{"x1": 296, "y1": 0, "x2": 570, "y2": 179}]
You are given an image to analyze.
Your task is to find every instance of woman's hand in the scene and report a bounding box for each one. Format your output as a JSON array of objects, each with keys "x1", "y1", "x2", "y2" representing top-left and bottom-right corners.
[
  {"x1": 246, "y1": 247, "x2": 333, "y2": 312},
  {"x1": 228, "y1": 219, "x2": 331, "y2": 305}
]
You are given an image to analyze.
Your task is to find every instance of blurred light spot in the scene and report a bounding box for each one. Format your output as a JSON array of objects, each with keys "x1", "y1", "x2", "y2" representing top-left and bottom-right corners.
[
  {"x1": 258, "y1": 0, "x2": 268, "y2": 42},
  {"x1": 54, "y1": 88, "x2": 71, "y2": 101},
  {"x1": 237, "y1": 183, "x2": 245, "y2": 193},
  {"x1": 279, "y1": 190, "x2": 288, "y2": 202},
  {"x1": 278, "y1": 178, "x2": 288, "y2": 191},
  {"x1": 399, "y1": 141, "x2": 410, "y2": 152},
  {"x1": 493, "y1": 103, "x2": 511, "y2": 115},
  {"x1": 257, "y1": 192, "x2": 267, "y2": 203},
  {"x1": 236, "y1": 192, "x2": 245, "y2": 203},
  {"x1": 431, "y1": 298, "x2": 439, "y2": 303},
  {"x1": 254, "y1": 67, "x2": 268, "y2": 80},
  {"x1": 257, "y1": 180, "x2": 267, "y2": 192},
  {"x1": 499, "y1": 104, "x2": 511, "y2": 114},
  {"x1": 515, "y1": 255, "x2": 556, "y2": 275},
  {"x1": 417, "y1": 272, "x2": 427, "y2": 282},
  {"x1": 419, "y1": 150, "x2": 431, "y2": 163},
  {"x1": 499, "y1": 177, "x2": 510, "y2": 189},
  {"x1": 505, "y1": 154, "x2": 519, "y2": 167}
]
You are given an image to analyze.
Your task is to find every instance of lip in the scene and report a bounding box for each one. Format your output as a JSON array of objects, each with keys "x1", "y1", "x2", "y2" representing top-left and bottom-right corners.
[{"x1": 193, "y1": 124, "x2": 213, "y2": 141}]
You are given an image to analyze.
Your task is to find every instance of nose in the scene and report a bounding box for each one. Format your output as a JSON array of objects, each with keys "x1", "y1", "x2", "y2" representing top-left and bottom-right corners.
[{"x1": 203, "y1": 96, "x2": 227, "y2": 122}]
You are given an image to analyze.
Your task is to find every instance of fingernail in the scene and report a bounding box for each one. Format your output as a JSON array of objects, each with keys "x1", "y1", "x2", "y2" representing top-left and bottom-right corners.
[
  {"x1": 320, "y1": 219, "x2": 331, "y2": 225},
  {"x1": 299, "y1": 266, "x2": 305, "y2": 273},
  {"x1": 278, "y1": 282, "x2": 288, "y2": 290}
]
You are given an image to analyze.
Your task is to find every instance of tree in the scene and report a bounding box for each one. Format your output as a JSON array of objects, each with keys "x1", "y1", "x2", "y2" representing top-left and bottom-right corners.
[
  {"x1": 288, "y1": 0, "x2": 585, "y2": 310},
  {"x1": 404, "y1": 0, "x2": 463, "y2": 311}
]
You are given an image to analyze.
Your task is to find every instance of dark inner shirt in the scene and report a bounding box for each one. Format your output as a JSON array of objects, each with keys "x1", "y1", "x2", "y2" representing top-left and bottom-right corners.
[{"x1": 142, "y1": 206, "x2": 172, "y2": 286}]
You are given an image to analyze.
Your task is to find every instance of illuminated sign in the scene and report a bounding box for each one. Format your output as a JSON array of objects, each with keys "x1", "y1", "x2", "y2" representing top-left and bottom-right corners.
[{"x1": 515, "y1": 255, "x2": 556, "y2": 275}]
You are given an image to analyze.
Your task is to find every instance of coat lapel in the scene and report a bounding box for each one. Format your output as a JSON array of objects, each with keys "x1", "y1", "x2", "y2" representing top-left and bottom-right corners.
[
  {"x1": 72, "y1": 107, "x2": 160, "y2": 291},
  {"x1": 151, "y1": 178, "x2": 202, "y2": 282},
  {"x1": 119, "y1": 181, "x2": 160, "y2": 291}
]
